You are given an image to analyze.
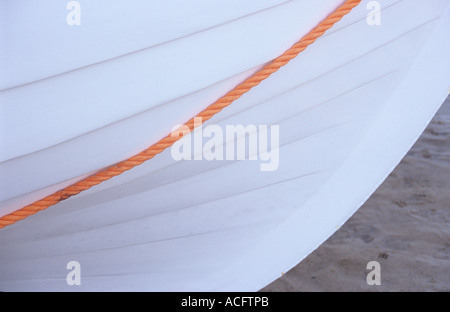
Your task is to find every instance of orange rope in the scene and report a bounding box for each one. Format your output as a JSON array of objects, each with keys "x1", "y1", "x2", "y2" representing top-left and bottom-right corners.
[{"x1": 0, "y1": 0, "x2": 361, "y2": 229}]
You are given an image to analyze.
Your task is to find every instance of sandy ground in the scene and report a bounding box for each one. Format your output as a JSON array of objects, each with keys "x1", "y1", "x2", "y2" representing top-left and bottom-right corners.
[{"x1": 262, "y1": 95, "x2": 450, "y2": 292}]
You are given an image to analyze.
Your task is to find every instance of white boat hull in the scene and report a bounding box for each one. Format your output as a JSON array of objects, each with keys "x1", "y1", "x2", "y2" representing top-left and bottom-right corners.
[{"x1": 0, "y1": 0, "x2": 449, "y2": 291}]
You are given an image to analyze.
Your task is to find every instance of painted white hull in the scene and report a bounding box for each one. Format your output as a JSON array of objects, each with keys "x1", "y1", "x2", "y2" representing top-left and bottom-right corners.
[{"x1": 0, "y1": 0, "x2": 449, "y2": 291}]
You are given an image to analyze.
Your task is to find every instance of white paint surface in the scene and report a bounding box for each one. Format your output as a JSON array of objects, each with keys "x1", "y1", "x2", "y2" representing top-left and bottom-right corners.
[{"x1": 0, "y1": 0, "x2": 449, "y2": 291}]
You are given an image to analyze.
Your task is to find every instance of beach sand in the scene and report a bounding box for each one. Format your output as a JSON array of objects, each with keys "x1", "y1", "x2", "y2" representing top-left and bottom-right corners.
[{"x1": 262, "y1": 95, "x2": 450, "y2": 292}]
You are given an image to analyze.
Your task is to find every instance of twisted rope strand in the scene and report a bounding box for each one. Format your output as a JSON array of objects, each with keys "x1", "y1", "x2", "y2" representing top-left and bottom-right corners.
[{"x1": 0, "y1": 0, "x2": 361, "y2": 229}]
